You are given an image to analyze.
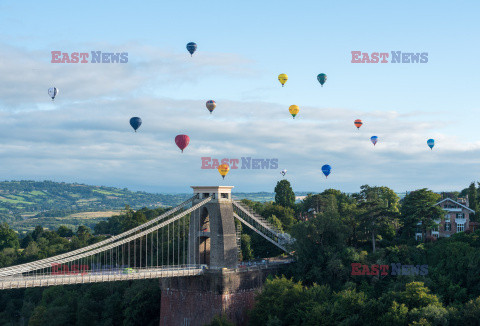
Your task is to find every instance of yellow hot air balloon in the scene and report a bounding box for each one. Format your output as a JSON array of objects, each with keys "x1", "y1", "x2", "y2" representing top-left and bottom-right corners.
[
  {"x1": 278, "y1": 74, "x2": 288, "y2": 87},
  {"x1": 218, "y1": 164, "x2": 230, "y2": 179},
  {"x1": 289, "y1": 105, "x2": 299, "y2": 119}
]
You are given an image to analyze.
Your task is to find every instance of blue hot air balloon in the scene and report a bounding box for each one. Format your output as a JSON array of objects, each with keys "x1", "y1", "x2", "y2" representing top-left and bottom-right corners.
[
  {"x1": 371, "y1": 136, "x2": 378, "y2": 146},
  {"x1": 186, "y1": 42, "x2": 197, "y2": 56},
  {"x1": 129, "y1": 117, "x2": 142, "y2": 132},
  {"x1": 321, "y1": 164, "x2": 331, "y2": 178},
  {"x1": 427, "y1": 139, "x2": 435, "y2": 150}
]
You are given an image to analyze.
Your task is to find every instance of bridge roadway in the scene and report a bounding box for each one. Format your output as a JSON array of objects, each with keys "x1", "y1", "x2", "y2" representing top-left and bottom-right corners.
[
  {"x1": 0, "y1": 259, "x2": 294, "y2": 290},
  {"x1": 0, "y1": 266, "x2": 205, "y2": 290}
]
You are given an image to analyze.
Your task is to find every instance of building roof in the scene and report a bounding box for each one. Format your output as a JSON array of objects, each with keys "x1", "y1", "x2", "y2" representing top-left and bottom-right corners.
[{"x1": 435, "y1": 198, "x2": 475, "y2": 213}]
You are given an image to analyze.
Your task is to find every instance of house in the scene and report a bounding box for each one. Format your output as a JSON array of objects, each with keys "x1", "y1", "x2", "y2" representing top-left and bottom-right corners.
[{"x1": 415, "y1": 197, "x2": 475, "y2": 240}]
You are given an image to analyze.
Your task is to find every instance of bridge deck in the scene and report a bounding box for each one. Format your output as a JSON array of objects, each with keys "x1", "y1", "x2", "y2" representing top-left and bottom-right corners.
[{"x1": 0, "y1": 267, "x2": 204, "y2": 290}]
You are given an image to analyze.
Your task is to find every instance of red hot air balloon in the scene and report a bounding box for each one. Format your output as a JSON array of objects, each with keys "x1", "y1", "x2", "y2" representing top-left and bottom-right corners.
[
  {"x1": 354, "y1": 119, "x2": 363, "y2": 129},
  {"x1": 175, "y1": 135, "x2": 190, "y2": 153}
]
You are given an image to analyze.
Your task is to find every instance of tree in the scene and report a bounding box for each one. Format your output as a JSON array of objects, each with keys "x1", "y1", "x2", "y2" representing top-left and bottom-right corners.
[
  {"x1": 56, "y1": 225, "x2": 74, "y2": 238},
  {"x1": 248, "y1": 276, "x2": 305, "y2": 326},
  {"x1": 274, "y1": 179, "x2": 295, "y2": 209},
  {"x1": 32, "y1": 225, "x2": 44, "y2": 241},
  {"x1": 241, "y1": 234, "x2": 254, "y2": 261},
  {"x1": 355, "y1": 186, "x2": 399, "y2": 252},
  {"x1": 206, "y1": 314, "x2": 234, "y2": 326},
  {"x1": 261, "y1": 203, "x2": 295, "y2": 231},
  {"x1": 291, "y1": 208, "x2": 350, "y2": 286},
  {"x1": 0, "y1": 223, "x2": 19, "y2": 250},
  {"x1": 400, "y1": 189, "x2": 443, "y2": 242},
  {"x1": 468, "y1": 182, "x2": 477, "y2": 221},
  {"x1": 358, "y1": 199, "x2": 398, "y2": 253},
  {"x1": 76, "y1": 225, "x2": 91, "y2": 241}
]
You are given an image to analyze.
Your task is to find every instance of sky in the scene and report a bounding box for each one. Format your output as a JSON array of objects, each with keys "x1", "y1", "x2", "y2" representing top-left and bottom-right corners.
[{"x1": 0, "y1": 0, "x2": 479, "y2": 193}]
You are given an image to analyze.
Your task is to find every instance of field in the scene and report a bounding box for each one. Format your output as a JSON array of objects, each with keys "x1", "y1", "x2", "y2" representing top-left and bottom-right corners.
[{"x1": 11, "y1": 210, "x2": 122, "y2": 234}]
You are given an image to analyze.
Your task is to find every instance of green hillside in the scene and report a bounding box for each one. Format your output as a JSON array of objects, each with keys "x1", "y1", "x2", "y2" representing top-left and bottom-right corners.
[{"x1": 0, "y1": 181, "x2": 190, "y2": 230}]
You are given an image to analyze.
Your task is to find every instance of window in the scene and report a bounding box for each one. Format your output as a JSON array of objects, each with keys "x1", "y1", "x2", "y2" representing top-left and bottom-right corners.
[
  {"x1": 457, "y1": 223, "x2": 465, "y2": 232},
  {"x1": 203, "y1": 193, "x2": 210, "y2": 198},
  {"x1": 416, "y1": 234, "x2": 422, "y2": 241},
  {"x1": 221, "y1": 193, "x2": 229, "y2": 199},
  {"x1": 456, "y1": 213, "x2": 464, "y2": 219},
  {"x1": 433, "y1": 233, "x2": 439, "y2": 239},
  {"x1": 432, "y1": 225, "x2": 438, "y2": 232},
  {"x1": 445, "y1": 222, "x2": 451, "y2": 231}
]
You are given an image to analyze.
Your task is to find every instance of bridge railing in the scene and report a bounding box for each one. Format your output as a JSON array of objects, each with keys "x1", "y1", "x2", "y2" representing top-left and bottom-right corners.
[{"x1": 232, "y1": 201, "x2": 294, "y2": 251}]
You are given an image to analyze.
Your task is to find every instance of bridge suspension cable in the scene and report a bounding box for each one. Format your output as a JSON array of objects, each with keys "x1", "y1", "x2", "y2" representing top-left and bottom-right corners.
[{"x1": 0, "y1": 196, "x2": 197, "y2": 277}]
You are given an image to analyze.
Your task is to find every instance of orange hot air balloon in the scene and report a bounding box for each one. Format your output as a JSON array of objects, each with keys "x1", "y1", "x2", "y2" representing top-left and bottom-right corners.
[
  {"x1": 218, "y1": 164, "x2": 230, "y2": 179},
  {"x1": 354, "y1": 119, "x2": 363, "y2": 129}
]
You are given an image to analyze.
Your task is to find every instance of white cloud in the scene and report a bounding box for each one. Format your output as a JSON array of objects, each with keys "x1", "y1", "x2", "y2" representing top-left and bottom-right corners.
[{"x1": 0, "y1": 43, "x2": 478, "y2": 193}]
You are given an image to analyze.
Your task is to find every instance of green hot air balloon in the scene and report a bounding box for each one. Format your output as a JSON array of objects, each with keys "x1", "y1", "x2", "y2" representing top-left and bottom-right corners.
[{"x1": 317, "y1": 73, "x2": 327, "y2": 87}]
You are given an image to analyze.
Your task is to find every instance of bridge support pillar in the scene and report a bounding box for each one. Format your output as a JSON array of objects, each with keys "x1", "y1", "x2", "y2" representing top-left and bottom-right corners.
[
  {"x1": 159, "y1": 267, "x2": 282, "y2": 326},
  {"x1": 188, "y1": 186, "x2": 238, "y2": 269}
]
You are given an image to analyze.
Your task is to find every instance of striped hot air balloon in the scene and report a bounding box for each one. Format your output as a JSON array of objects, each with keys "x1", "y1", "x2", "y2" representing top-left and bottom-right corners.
[{"x1": 354, "y1": 119, "x2": 363, "y2": 129}]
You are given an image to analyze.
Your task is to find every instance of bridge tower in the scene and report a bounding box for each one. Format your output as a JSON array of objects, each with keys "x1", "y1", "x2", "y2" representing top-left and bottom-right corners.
[{"x1": 188, "y1": 186, "x2": 238, "y2": 269}]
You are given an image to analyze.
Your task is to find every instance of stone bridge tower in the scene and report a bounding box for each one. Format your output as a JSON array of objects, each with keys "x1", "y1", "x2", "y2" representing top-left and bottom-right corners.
[{"x1": 188, "y1": 186, "x2": 238, "y2": 269}]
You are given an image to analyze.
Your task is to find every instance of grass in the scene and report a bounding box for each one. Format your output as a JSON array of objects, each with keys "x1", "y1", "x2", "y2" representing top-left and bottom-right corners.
[
  {"x1": 0, "y1": 196, "x2": 33, "y2": 205},
  {"x1": 29, "y1": 190, "x2": 46, "y2": 196},
  {"x1": 69, "y1": 211, "x2": 121, "y2": 218},
  {"x1": 92, "y1": 189, "x2": 123, "y2": 196},
  {"x1": 10, "y1": 211, "x2": 121, "y2": 233}
]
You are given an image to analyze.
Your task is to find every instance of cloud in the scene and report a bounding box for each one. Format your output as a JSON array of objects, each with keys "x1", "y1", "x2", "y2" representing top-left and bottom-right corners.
[
  {"x1": 0, "y1": 42, "x2": 478, "y2": 193},
  {"x1": 0, "y1": 43, "x2": 255, "y2": 111}
]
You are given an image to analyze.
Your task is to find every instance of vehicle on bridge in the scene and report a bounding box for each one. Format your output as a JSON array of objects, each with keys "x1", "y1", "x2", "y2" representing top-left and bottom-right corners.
[{"x1": 122, "y1": 268, "x2": 137, "y2": 274}]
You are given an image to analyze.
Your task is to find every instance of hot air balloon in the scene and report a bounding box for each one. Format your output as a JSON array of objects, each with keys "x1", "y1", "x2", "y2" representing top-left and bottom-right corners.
[
  {"x1": 218, "y1": 164, "x2": 230, "y2": 179},
  {"x1": 175, "y1": 135, "x2": 190, "y2": 152},
  {"x1": 321, "y1": 164, "x2": 331, "y2": 178},
  {"x1": 48, "y1": 87, "x2": 58, "y2": 101},
  {"x1": 280, "y1": 169, "x2": 287, "y2": 177},
  {"x1": 278, "y1": 74, "x2": 288, "y2": 87},
  {"x1": 317, "y1": 73, "x2": 327, "y2": 87},
  {"x1": 354, "y1": 119, "x2": 363, "y2": 129},
  {"x1": 129, "y1": 117, "x2": 142, "y2": 132},
  {"x1": 371, "y1": 136, "x2": 378, "y2": 146},
  {"x1": 289, "y1": 105, "x2": 299, "y2": 119},
  {"x1": 186, "y1": 42, "x2": 197, "y2": 56},
  {"x1": 427, "y1": 139, "x2": 435, "y2": 150},
  {"x1": 206, "y1": 100, "x2": 216, "y2": 114}
]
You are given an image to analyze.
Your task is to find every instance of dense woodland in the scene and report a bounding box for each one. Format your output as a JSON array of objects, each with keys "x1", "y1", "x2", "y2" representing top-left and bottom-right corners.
[{"x1": 1, "y1": 181, "x2": 480, "y2": 325}]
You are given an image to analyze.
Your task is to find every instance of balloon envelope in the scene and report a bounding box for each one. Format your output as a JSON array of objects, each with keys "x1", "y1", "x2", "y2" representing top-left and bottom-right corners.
[
  {"x1": 186, "y1": 42, "x2": 197, "y2": 56},
  {"x1": 427, "y1": 139, "x2": 435, "y2": 149},
  {"x1": 354, "y1": 119, "x2": 363, "y2": 129},
  {"x1": 289, "y1": 105, "x2": 299, "y2": 119},
  {"x1": 317, "y1": 73, "x2": 327, "y2": 86},
  {"x1": 278, "y1": 73, "x2": 288, "y2": 87},
  {"x1": 206, "y1": 100, "x2": 216, "y2": 113},
  {"x1": 321, "y1": 164, "x2": 331, "y2": 178},
  {"x1": 129, "y1": 117, "x2": 142, "y2": 132},
  {"x1": 175, "y1": 135, "x2": 190, "y2": 152},
  {"x1": 48, "y1": 87, "x2": 58, "y2": 100},
  {"x1": 218, "y1": 164, "x2": 230, "y2": 179},
  {"x1": 371, "y1": 136, "x2": 378, "y2": 146}
]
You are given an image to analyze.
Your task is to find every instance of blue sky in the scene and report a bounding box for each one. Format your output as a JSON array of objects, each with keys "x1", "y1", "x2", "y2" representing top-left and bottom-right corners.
[{"x1": 0, "y1": 1, "x2": 479, "y2": 193}]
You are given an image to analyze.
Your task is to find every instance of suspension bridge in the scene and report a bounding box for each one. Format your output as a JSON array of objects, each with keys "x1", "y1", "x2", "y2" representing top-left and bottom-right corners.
[{"x1": 0, "y1": 186, "x2": 294, "y2": 290}]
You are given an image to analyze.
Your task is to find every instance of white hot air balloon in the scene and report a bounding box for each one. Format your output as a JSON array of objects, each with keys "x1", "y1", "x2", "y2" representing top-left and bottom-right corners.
[{"x1": 48, "y1": 87, "x2": 59, "y2": 101}]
